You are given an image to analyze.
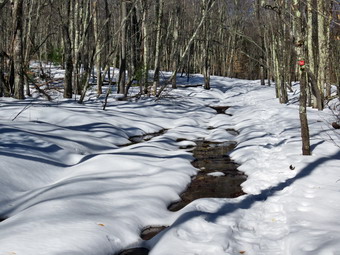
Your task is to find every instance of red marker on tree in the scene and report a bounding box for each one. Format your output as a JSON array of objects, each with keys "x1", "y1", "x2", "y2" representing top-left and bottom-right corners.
[{"x1": 298, "y1": 60, "x2": 305, "y2": 66}]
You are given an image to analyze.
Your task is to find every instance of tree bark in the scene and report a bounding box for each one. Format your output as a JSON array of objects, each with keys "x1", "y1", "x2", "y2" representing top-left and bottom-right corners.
[
  {"x1": 140, "y1": 0, "x2": 149, "y2": 94},
  {"x1": 62, "y1": 0, "x2": 73, "y2": 98},
  {"x1": 171, "y1": 5, "x2": 180, "y2": 89},
  {"x1": 299, "y1": 70, "x2": 311, "y2": 155},
  {"x1": 256, "y1": 0, "x2": 266, "y2": 85},
  {"x1": 203, "y1": 0, "x2": 212, "y2": 90},
  {"x1": 93, "y1": 0, "x2": 102, "y2": 95},
  {"x1": 293, "y1": 0, "x2": 311, "y2": 155},
  {"x1": 315, "y1": 0, "x2": 329, "y2": 110},
  {"x1": 151, "y1": 0, "x2": 164, "y2": 95},
  {"x1": 118, "y1": 0, "x2": 127, "y2": 95},
  {"x1": 12, "y1": 0, "x2": 25, "y2": 99}
]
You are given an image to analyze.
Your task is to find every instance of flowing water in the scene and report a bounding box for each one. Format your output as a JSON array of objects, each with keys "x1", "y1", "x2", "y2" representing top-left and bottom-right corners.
[
  {"x1": 168, "y1": 137, "x2": 246, "y2": 211},
  {"x1": 117, "y1": 109, "x2": 246, "y2": 255}
]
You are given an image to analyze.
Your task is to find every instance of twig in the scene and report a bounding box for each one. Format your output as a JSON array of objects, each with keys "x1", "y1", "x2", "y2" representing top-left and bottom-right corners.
[{"x1": 12, "y1": 103, "x2": 32, "y2": 121}]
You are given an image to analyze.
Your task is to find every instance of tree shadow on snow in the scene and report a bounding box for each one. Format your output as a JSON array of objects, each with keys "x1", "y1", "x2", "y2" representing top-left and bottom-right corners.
[
  {"x1": 148, "y1": 150, "x2": 340, "y2": 248},
  {"x1": 206, "y1": 150, "x2": 340, "y2": 222}
]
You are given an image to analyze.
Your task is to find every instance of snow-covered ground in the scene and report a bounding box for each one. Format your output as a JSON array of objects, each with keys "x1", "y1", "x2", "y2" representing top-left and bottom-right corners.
[{"x1": 0, "y1": 73, "x2": 339, "y2": 255}]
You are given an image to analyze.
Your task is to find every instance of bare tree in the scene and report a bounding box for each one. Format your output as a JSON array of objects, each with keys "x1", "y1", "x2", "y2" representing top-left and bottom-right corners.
[
  {"x1": 60, "y1": 0, "x2": 73, "y2": 98},
  {"x1": 117, "y1": 0, "x2": 128, "y2": 95},
  {"x1": 293, "y1": 0, "x2": 311, "y2": 155},
  {"x1": 12, "y1": 0, "x2": 25, "y2": 99},
  {"x1": 156, "y1": 0, "x2": 216, "y2": 97},
  {"x1": 151, "y1": 0, "x2": 164, "y2": 95},
  {"x1": 202, "y1": 0, "x2": 213, "y2": 90},
  {"x1": 0, "y1": 0, "x2": 337, "y2": 104},
  {"x1": 171, "y1": 3, "x2": 180, "y2": 89},
  {"x1": 93, "y1": 0, "x2": 102, "y2": 95}
]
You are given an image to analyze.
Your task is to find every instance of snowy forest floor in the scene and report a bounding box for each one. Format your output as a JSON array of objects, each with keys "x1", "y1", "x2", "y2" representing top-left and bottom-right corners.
[{"x1": 0, "y1": 72, "x2": 340, "y2": 255}]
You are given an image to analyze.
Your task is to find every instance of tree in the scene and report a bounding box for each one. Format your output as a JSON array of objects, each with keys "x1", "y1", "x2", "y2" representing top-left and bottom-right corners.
[
  {"x1": 151, "y1": 0, "x2": 164, "y2": 95},
  {"x1": 256, "y1": 0, "x2": 266, "y2": 86},
  {"x1": 117, "y1": 0, "x2": 127, "y2": 95},
  {"x1": 202, "y1": 0, "x2": 213, "y2": 90},
  {"x1": 12, "y1": 0, "x2": 25, "y2": 99},
  {"x1": 293, "y1": 0, "x2": 311, "y2": 155},
  {"x1": 316, "y1": 0, "x2": 332, "y2": 106},
  {"x1": 60, "y1": 0, "x2": 73, "y2": 98},
  {"x1": 171, "y1": 4, "x2": 180, "y2": 89},
  {"x1": 156, "y1": 0, "x2": 216, "y2": 97},
  {"x1": 93, "y1": 0, "x2": 102, "y2": 95},
  {"x1": 0, "y1": 0, "x2": 337, "y2": 103}
]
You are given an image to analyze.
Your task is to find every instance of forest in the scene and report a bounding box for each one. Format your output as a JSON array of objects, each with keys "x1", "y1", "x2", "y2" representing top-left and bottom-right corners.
[
  {"x1": 1, "y1": 1, "x2": 340, "y2": 254},
  {"x1": 0, "y1": 0, "x2": 339, "y2": 102}
]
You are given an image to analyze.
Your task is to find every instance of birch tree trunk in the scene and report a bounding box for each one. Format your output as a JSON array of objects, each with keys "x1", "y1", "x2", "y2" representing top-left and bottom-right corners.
[
  {"x1": 317, "y1": 0, "x2": 332, "y2": 103},
  {"x1": 104, "y1": 0, "x2": 111, "y2": 82},
  {"x1": 23, "y1": 0, "x2": 34, "y2": 96},
  {"x1": 72, "y1": 0, "x2": 80, "y2": 96},
  {"x1": 93, "y1": 0, "x2": 102, "y2": 95},
  {"x1": 151, "y1": 0, "x2": 164, "y2": 95},
  {"x1": 12, "y1": 0, "x2": 24, "y2": 99},
  {"x1": 306, "y1": 0, "x2": 318, "y2": 108},
  {"x1": 171, "y1": 5, "x2": 180, "y2": 89},
  {"x1": 140, "y1": 0, "x2": 149, "y2": 94},
  {"x1": 272, "y1": 34, "x2": 281, "y2": 99},
  {"x1": 315, "y1": 0, "x2": 331, "y2": 110}
]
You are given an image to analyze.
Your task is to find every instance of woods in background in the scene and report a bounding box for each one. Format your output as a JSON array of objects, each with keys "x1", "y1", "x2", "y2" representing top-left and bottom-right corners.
[{"x1": 0, "y1": 0, "x2": 339, "y2": 106}]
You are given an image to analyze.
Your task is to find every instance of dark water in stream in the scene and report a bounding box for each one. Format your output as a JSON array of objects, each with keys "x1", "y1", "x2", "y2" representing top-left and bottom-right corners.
[
  {"x1": 117, "y1": 129, "x2": 246, "y2": 255},
  {"x1": 169, "y1": 137, "x2": 246, "y2": 211}
]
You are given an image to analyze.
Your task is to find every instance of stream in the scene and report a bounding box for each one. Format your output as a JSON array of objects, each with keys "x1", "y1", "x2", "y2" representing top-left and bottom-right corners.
[
  {"x1": 168, "y1": 137, "x2": 246, "y2": 211},
  {"x1": 117, "y1": 107, "x2": 247, "y2": 255}
]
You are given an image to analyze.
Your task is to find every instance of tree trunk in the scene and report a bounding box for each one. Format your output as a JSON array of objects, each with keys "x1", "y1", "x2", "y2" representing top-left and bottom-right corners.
[
  {"x1": 62, "y1": 0, "x2": 73, "y2": 98},
  {"x1": 118, "y1": 0, "x2": 127, "y2": 95},
  {"x1": 23, "y1": 0, "x2": 35, "y2": 97},
  {"x1": 293, "y1": 0, "x2": 311, "y2": 155},
  {"x1": 171, "y1": 5, "x2": 180, "y2": 89},
  {"x1": 12, "y1": 0, "x2": 25, "y2": 99},
  {"x1": 272, "y1": 38, "x2": 280, "y2": 99},
  {"x1": 140, "y1": 0, "x2": 149, "y2": 94},
  {"x1": 203, "y1": 0, "x2": 211, "y2": 90},
  {"x1": 151, "y1": 0, "x2": 164, "y2": 95},
  {"x1": 299, "y1": 70, "x2": 311, "y2": 155},
  {"x1": 72, "y1": 0, "x2": 80, "y2": 96},
  {"x1": 93, "y1": 0, "x2": 102, "y2": 95},
  {"x1": 256, "y1": 0, "x2": 266, "y2": 85},
  {"x1": 307, "y1": 0, "x2": 318, "y2": 108},
  {"x1": 104, "y1": 0, "x2": 111, "y2": 82},
  {"x1": 124, "y1": 3, "x2": 140, "y2": 98},
  {"x1": 316, "y1": 0, "x2": 329, "y2": 110}
]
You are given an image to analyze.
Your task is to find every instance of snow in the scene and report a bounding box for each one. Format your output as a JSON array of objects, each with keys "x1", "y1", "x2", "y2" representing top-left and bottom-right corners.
[
  {"x1": 0, "y1": 73, "x2": 339, "y2": 255},
  {"x1": 207, "y1": 172, "x2": 225, "y2": 177}
]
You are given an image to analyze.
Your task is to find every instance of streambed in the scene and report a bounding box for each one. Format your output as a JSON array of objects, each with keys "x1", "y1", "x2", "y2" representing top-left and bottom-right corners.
[
  {"x1": 169, "y1": 137, "x2": 246, "y2": 211},
  {"x1": 117, "y1": 128, "x2": 246, "y2": 255}
]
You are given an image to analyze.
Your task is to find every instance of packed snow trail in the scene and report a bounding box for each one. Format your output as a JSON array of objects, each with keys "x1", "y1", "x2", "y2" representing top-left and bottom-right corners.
[{"x1": 0, "y1": 75, "x2": 339, "y2": 255}]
